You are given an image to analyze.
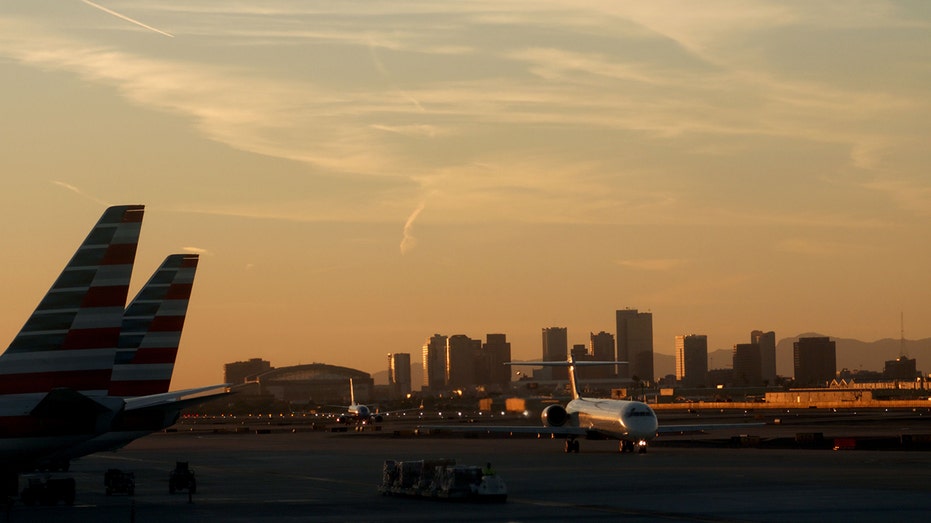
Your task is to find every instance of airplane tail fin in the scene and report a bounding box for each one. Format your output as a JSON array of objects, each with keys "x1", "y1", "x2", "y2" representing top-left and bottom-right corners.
[
  {"x1": 349, "y1": 378, "x2": 356, "y2": 406},
  {"x1": 567, "y1": 356, "x2": 581, "y2": 400},
  {"x1": 0, "y1": 205, "x2": 144, "y2": 395},
  {"x1": 109, "y1": 254, "x2": 199, "y2": 397}
]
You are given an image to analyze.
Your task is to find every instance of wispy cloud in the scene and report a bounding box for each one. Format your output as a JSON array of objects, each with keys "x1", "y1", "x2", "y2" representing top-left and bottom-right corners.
[
  {"x1": 3, "y1": 1, "x2": 927, "y2": 229},
  {"x1": 774, "y1": 238, "x2": 837, "y2": 257},
  {"x1": 615, "y1": 258, "x2": 686, "y2": 272}
]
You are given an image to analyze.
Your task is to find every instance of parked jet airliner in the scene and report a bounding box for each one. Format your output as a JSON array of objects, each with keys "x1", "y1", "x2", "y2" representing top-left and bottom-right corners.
[
  {"x1": 38, "y1": 253, "x2": 225, "y2": 468},
  {"x1": 0, "y1": 205, "x2": 227, "y2": 497}
]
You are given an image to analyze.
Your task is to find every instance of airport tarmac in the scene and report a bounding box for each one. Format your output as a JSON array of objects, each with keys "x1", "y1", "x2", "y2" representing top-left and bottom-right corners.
[{"x1": 8, "y1": 416, "x2": 931, "y2": 523}]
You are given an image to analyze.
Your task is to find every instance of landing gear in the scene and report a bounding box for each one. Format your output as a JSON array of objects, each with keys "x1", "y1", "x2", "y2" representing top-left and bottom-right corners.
[
  {"x1": 620, "y1": 440, "x2": 648, "y2": 453},
  {"x1": 564, "y1": 439, "x2": 580, "y2": 453},
  {"x1": 620, "y1": 440, "x2": 633, "y2": 453}
]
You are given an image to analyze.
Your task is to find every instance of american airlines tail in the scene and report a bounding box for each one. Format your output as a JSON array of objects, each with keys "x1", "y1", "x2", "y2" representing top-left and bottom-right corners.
[
  {"x1": 109, "y1": 253, "x2": 198, "y2": 397},
  {"x1": 0, "y1": 205, "x2": 143, "y2": 397}
]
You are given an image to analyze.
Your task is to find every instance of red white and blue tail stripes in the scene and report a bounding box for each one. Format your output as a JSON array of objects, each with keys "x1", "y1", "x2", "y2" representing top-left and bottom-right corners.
[
  {"x1": 109, "y1": 254, "x2": 198, "y2": 397},
  {"x1": 0, "y1": 205, "x2": 143, "y2": 396}
]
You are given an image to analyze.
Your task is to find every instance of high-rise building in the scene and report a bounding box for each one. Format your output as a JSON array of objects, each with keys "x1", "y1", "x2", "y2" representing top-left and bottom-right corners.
[
  {"x1": 224, "y1": 358, "x2": 272, "y2": 385},
  {"x1": 446, "y1": 334, "x2": 480, "y2": 388},
  {"x1": 542, "y1": 327, "x2": 568, "y2": 380},
  {"x1": 388, "y1": 352, "x2": 412, "y2": 397},
  {"x1": 616, "y1": 309, "x2": 653, "y2": 382},
  {"x1": 572, "y1": 343, "x2": 597, "y2": 380},
  {"x1": 422, "y1": 334, "x2": 447, "y2": 391},
  {"x1": 733, "y1": 343, "x2": 763, "y2": 386},
  {"x1": 793, "y1": 336, "x2": 836, "y2": 386},
  {"x1": 589, "y1": 331, "x2": 616, "y2": 379},
  {"x1": 752, "y1": 330, "x2": 777, "y2": 385},
  {"x1": 883, "y1": 356, "x2": 918, "y2": 380},
  {"x1": 675, "y1": 335, "x2": 708, "y2": 388},
  {"x1": 481, "y1": 333, "x2": 512, "y2": 387},
  {"x1": 570, "y1": 344, "x2": 588, "y2": 359}
]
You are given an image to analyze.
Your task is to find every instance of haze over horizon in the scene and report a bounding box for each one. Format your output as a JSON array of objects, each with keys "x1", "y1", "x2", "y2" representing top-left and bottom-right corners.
[{"x1": 1, "y1": 1, "x2": 929, "y2": 389}]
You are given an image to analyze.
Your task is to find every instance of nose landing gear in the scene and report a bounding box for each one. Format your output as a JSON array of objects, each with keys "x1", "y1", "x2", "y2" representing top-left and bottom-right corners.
[{"x1": 620, "y1": 440, "x2": 648, "y2": 453}]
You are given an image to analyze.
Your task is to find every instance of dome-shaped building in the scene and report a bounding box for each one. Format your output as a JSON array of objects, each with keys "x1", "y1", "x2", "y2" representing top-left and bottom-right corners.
[{"x1": 247, "y1": 363, "x2": 373, "y2": 405}]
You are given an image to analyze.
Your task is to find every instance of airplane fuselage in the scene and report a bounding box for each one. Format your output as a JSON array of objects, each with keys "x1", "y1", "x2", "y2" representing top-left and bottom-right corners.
[{"x1": 567, "y1": 397, "x2": 658, "y2": 442}]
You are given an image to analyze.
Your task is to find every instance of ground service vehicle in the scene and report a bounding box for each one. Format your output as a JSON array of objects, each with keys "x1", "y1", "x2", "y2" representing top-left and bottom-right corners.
[
  {"x1": 169, "y1": 462, "x2": 197, "y2": 494},
  {"x1": 104, "y1": 469, "x2": 135, "y2": 496},
  {"x1": 21, "y1": 476, "x2": 76, "y2": 506}
]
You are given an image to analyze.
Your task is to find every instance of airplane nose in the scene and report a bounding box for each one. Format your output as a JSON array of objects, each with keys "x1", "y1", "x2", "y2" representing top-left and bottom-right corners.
[
  {"x1": 627, "y1": 416, "x2": 658, "y2": 439},
  {"x1": 621, "y1": 405, "x2": 658, "y2": 439}
]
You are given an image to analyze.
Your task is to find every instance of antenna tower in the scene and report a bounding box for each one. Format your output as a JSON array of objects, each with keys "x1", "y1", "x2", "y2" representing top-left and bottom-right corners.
[{"x1": 900, "y1": 311, "x2": 907, "y2": 358}]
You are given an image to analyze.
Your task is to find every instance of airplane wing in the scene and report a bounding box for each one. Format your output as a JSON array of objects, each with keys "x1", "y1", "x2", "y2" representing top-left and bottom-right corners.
[
  {"x1": 657, "y1": 422, "x2": 765, "y2": 434},
  {"x1": 418, "y1": 424, "x2": 591, "y2": 438},
  {"x1": 377, "y1": 405, "x2": 424, "y2": 416},
  {"x1": 123, "y1": 384, "x2": 230, "y2": 411},
  {"x1": 420, "y1": 420, "x2": 765, "y2": 438}
]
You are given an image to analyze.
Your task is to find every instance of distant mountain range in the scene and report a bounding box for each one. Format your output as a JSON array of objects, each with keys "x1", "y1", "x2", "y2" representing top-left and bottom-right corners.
[
  {"x1": 373, "y1": 334, "x2": 931, "y2": 386},
  {"x1": 655, "y1": 333, "x2": 931, "y2": 379}
]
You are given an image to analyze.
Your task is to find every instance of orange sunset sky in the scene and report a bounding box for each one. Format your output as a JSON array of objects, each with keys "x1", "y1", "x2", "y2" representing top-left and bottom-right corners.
[{"x1": 1, "y1": 1, "x2": 929, "y2": 389}]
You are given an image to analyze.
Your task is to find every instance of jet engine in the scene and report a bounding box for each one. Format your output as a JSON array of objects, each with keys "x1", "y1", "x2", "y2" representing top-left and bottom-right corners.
[{"x1": 540, "y1": 404, "x2": 569, "y2": 427}]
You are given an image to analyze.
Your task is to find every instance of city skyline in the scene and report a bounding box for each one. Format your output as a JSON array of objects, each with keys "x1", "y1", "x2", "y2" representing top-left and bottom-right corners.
[{"x1": 1, "y1": 2, "x2": 929, "y2": 390}]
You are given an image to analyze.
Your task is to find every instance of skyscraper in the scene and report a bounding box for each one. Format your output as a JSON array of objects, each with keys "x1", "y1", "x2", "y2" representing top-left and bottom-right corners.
[
  {"x1": 481, "y1": 333, "x2": 512, "y2": 387},
  {"x1": 733, "y1": 343, "x2": 763, "y2": 386},
  {"x1": 752, "y1": 330, "x2": 777, "y2": 385},
  {"x1": 446, "y1": 334, "x2": 480, "y2": 388},
  {"x1": 793, "y1": 336, "x2": 836, "y2": 386},
  {"x1": 616, "y1": 309, "x2": 653, "y2": 382},
  {"x1": 542, "y1": 327, "x2": 568, "y2": 380},
  {"x1": 884, "y1": 356, "x2": 918, "y2": 380},
  {"x1": 422, "y1": 334, "x2": 447, "y2": 391},
  {"x1": 590, "y1": 331, "x2": 616, "y2": 379},
  {"x1": 388, "y1": 352, "x2": 411, "y2": 398},
  {"x1": 675, "y1": 334, "x2": 708, "y2": 388}
]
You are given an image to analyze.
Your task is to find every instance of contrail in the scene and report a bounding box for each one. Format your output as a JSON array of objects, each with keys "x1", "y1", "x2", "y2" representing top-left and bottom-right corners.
[
  {"x1": 52, "y1": 180, "x2": 109, "y2": 205},
  {"x1": 80, "y1": 0, "x2": 174, "y2": 38},
  {"x1": 400, "y1": 201, "x2": 426, "y2": 255}
]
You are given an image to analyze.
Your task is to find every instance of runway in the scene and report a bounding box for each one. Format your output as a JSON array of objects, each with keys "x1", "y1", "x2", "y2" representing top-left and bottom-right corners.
[{"x1": 9, "y1": 416, "x2": 931, "y2": 522}]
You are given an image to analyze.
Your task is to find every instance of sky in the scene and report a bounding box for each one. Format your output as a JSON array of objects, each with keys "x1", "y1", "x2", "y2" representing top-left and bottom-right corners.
[{"x1": 1, "y1": 1, "x2": 929, "y2": 389}]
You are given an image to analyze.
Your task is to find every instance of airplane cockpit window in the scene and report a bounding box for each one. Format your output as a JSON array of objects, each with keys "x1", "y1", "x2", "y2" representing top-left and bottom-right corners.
[{"x1": 624, "y1": 406, "x2": 656, "y2": 418}]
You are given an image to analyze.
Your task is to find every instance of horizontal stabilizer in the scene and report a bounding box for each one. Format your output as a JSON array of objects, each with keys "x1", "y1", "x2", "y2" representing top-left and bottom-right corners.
[
  {"x1": 505, "y1": 361, "x2": 627, "y2": 367},
  {"x1": 31, "y1": 388, "x2": 109, "y2": 417},
  {"x1": 124, "y1": 384, "x2": 231, "y2": 411}
]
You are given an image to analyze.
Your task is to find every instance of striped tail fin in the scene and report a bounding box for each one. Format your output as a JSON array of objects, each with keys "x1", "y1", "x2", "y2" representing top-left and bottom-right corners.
[
  {"x1": 109, "y1": 254, "x2": 198, "y2": 397},
  {"x1": 0, "y1": 205, "x2": 144, "y2": 395}
]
